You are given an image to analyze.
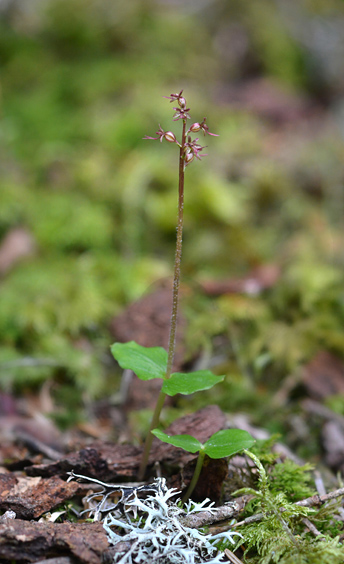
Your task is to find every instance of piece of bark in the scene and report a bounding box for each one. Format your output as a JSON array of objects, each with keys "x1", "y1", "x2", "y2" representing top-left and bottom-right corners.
[
  {"x1": 26, "y1": 443, "x2": 143, "y2": 481},
  {"x1": 26, "y1": 406, "x2": 227, "y2": 484},
  {"x1": 0, "y1": 440, "x2": 33, "y2": 469},
  {"x1": 0, "y1": 520, "x2": 108, "y2": 564},
  {"x1": 171, "y1": 456, "x2": 229, "y2": 503},
  {"x1": 0, "y1": 474, "x2": 80, "y2": 519},
  {"x1": 302, "y1": 351, "x2": 344, "y2": 400}
]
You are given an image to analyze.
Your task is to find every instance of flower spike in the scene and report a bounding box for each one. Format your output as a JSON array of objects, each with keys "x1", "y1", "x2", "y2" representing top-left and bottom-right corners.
[{"x1": 143, "y1": 92, "x2": 217, "y2": 169}]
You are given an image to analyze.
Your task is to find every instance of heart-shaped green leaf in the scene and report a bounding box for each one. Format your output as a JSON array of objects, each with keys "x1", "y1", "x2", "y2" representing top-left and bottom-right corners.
[
  {"x1": 111, "y1": 341, "x2": 167, "y2": 381},
  {"x1": 203, "y1": 429, "x2": 255, "y2": 459},
  {"x1": 162, "y1": 370, "x2": 225, "y2": 396},
  {"x1": 151, "y1": 429, "x2": 202, "y2": 453}
]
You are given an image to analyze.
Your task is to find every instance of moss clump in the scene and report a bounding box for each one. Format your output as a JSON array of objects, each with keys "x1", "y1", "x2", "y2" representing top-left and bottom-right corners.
[{"x1": 233, "y1": 451, "x2": 344, "y2": 564}]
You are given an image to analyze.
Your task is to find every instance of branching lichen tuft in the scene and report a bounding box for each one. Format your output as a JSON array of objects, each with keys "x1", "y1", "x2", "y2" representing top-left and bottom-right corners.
[{"x1": 68, "y1": 473, "x2": 241, "y2": 563}]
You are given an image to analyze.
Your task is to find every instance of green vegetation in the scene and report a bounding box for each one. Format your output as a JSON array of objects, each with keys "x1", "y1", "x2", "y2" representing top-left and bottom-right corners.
[
  {"x1": 1, "y1": 1, "x2": 344, "y2": 413},
  {"x1": 2, "y1": 1, "x2": 344, "y2": 561},
  {"x1": 152, "y1": 428, "x2": 254, "y2": 502},
  {"x1": 232, "y1": 450, "x2": 344, "y2": 563}
]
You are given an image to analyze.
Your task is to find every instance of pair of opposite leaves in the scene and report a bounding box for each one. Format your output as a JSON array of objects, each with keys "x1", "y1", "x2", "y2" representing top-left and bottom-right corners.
[{"x1": 112, "y1": 341, "x2": 255, "y2": 459}]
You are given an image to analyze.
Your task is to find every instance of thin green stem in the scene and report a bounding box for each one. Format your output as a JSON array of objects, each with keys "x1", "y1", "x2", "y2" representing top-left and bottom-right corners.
[
  {"x1": 166, "y1": 119, "x2": 186, "y2": 379},
  {"x1": 138, "y1": 389, "x2": 166, "y2": 480},
  {"x1": 138, "y1": 121, "x2": 187, "y2": 480},
  {"x1": 181, "y1": 450, "x2": 206, "y2": 504}
]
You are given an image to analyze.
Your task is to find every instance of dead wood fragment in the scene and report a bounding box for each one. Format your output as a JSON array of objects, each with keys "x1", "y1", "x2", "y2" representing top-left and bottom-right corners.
[
  {"x1": 180, "y1": 495, "x2": 252, "y2": 529},
  {"x1": 224, "y1": 548, "x2": 244, "y2": 563},
  {"x1": 23, "y1": 407, "x2": 229, "y2": 504},
  {"x1": 302, "y1": 398, "x2": 344, "y2": 429},
  {"x1": 301, "y1": 517, "x2": 325, "y2": 539},
  {"x1": 0, "y1": 520, "x2": 108, "y2": 564},
  {"x1": 25, "y1": 443, "x2": 143, "y2": 481},
  {"x1": 322, "y1": 420, "x2": 344, "y2": 468},
  {"x1": 0, "y1": 474, "x2": 80, "y2": 519},
  {"x1": 26, "y1": 406, "x2": 227, "y2": 485},
  {"x1": 14, "y1": 429, "x2": 63, "y2": 461}
]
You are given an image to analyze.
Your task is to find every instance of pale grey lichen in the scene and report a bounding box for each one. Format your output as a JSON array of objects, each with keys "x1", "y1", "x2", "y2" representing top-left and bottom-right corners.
[{"x1": 68, "y1": 473, "x2": 242, "y2": 564}]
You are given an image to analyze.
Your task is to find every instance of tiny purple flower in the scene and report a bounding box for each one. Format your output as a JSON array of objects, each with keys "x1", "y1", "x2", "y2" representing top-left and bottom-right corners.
[
  {"x1": 184, "y1": 150, "x2": 194, "y2": 165},
  {"x1": 188, "y1": 122, "x2": 202, "y2": 133},
  {"x1": 143, "y1": 125, "x2": 166, "y2": 142},
  {"x1": 198, "y1": 117, "x2": 218, "y2": 136},
  {"x1": 184, "y1": 137, "x2": 207, "y2": 161},
  {"x1": 163, "y1": 90, "x2": 186, "y2": 108},
  {"x1": 172, "y1": 107, "x2": 191, "y2": 121},
  {"x1": 164, "y1": 131, "x2": 177, "y2": 143}
]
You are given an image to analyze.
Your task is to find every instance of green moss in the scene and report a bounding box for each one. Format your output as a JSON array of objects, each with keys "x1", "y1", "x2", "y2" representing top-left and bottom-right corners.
[
  {"x1": 30, "y1": 192, "x2": 114, "y2": 251},
  {"x1": 233, "y1": 452, "x2": 344, "y2": 564}
]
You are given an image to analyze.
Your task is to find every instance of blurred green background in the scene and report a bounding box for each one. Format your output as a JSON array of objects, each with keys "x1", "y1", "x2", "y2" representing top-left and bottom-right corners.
[{"x1": 1, "y1": 0, "x2": 344, "y2": 437}]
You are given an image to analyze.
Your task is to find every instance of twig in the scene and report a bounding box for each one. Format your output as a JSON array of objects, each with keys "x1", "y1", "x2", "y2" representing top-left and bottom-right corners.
[
  {"x1": 224, "y1": 548, "x2": 243, "y2": 563},
  {"x1": 314, "y1": 470, "x2": 326, "y2": 496},
  {"x1": 234, "y1": 487, "x2": 344, "y2": 528},
  {"x1": 15, "y1": 430, "x2": 62, "y2": 461},
  {"x1": 0, "y1": 357, "x2": 61, "y2": 369},
  {"x1": 297, "y1": 487, "x2": 344, "y2": 507},
  {"x1": 180, "y1": 496, "x2": 252, "y2": 529},
  {"x1": 301, "y1": 517, "x2": 325, "y2": 539},
  {"x1": 302, "y1": 399, "x2": 344, "y2": 429}
]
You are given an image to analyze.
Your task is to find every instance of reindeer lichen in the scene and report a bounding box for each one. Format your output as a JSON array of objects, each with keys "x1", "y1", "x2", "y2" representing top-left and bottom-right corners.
[{"x1": 68, "y1": 473, "x2": 241, "y2": 563}]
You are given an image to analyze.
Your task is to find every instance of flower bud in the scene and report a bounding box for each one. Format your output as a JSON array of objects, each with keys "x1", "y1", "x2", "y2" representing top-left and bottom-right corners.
[
  {"x1": 178, "y1": 96, "x2": 186, "y2": 108},
  {"x1": 164, "y1": 131, "x2": 177, "y2": 143},
  {"x1": 189, "y1": 123, "x2": 201, "y2": 132},
  {"x1": 184, "y1": 150, "x2": 194, "y2": 165}
]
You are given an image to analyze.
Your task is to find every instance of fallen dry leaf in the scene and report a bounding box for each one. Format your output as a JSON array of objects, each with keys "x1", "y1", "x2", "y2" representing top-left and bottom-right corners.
[
  {"x1": 200, "y1": 264, "x2": 280, "y2": 296},
  {"x1": 302, "y1": 351, "x2": 344, "y2": 400},
  {"x1": 0, "y1": 227, "x2": 36, "y2": 276}
]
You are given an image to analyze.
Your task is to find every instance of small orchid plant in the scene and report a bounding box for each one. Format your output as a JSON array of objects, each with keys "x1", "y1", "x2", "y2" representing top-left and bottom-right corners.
[{"x1": 111, "y1": 91, "x2": 254, "y2": 498}]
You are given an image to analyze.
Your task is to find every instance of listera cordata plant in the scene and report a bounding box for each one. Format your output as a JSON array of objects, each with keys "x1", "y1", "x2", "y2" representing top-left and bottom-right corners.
[{"x1": 111, "y1": 91, "x2": 254, "y2": 496}]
